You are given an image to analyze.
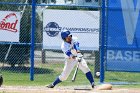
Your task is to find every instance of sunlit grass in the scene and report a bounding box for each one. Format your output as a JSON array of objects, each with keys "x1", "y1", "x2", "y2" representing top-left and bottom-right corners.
[{"x1": 1, "y1": 63, "x2": 140, "y2": 88}]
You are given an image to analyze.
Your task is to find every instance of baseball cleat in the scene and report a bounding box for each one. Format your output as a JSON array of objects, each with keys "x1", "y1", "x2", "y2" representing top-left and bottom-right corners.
[
  {"x1": 92, "y1": 83, "x2": 95, "y2": 88},
  {"x1": 46, "y1": 84, "x2": 54, "y2": 88}
]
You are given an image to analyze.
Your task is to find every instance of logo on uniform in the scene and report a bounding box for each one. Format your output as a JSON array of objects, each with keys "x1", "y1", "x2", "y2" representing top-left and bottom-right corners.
[{"x1": 44, "y1": 22, "x2": 61, "y2": 37}]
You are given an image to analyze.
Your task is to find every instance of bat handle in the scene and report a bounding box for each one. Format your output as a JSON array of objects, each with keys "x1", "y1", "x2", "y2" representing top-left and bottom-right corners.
[{"x1": 72, "y1": 62, "x2": 80, "y2": 82}]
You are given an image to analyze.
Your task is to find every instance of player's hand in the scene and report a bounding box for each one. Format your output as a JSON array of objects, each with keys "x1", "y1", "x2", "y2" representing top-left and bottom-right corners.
[
  {"x1": 76, "y1": 53, "x2": 83, "y2": 62},
  {"x1": 69, "y1": 54, "x2": 77, "y2": 59},
  {"x1": 77, "y1": 53, "x2": 83, "y2": 58},
  {"x1": 72, "y1": 55, "x2": 77, "y2": 59}
]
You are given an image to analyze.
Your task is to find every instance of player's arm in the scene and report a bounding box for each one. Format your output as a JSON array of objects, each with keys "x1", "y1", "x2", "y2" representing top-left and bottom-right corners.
[
  {"x1": 65, "y1": 50, "x2": 76, "y2": 59},
  {"x1": 73, "y1": 42, "x2": 83, "y2": 60},
  {"x1": 73, "y1": 42, "x2": 81, "y2": 53},
  {"x1": 62, "y1": 45, "x2": 76, "y2": 59}
]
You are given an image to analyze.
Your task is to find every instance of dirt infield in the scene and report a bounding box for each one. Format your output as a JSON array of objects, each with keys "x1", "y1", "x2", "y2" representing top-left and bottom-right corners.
[{"x1": 0, "y1": 86, "x2": 140, "y2": 93}]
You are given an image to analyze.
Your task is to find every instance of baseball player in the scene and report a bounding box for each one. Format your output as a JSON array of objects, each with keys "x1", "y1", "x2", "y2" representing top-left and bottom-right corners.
[{"x1": 47, "y1": 30, "x2": 95, "y2": 88}]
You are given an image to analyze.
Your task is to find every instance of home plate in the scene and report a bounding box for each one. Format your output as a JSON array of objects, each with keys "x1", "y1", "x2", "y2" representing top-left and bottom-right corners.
[
  {"x1": 74, "y1": 86, "x2": 92, "y2": 90},
  {"x1": 95, "y1": 84, "x2": 112, "y2": 90}
]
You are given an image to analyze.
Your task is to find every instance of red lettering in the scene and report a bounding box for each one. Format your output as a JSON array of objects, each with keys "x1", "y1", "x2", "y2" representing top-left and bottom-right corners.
[
  {"x1": 0, "y1": 20, "x2": 18, "y2": 32},
  {"x1": 0, "y1": 13, "x2": 18, "y2": 32}
]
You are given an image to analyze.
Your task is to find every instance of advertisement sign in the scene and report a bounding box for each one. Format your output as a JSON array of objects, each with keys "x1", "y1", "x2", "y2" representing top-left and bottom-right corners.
[
  {"x1": 0, "y1": 11, "x2": 21, "y2": 42},
  {"x1": 43, "y1": 10, "x2": 99, "y2": 50},
  {"x1": 107, "y1": 0, "x2": 140, "y2": 72}
]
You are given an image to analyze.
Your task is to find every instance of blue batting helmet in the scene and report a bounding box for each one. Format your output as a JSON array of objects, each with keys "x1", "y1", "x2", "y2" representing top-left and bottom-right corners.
[{"x1": 61, "y1": 30, "x2": 71, "y2": 40}]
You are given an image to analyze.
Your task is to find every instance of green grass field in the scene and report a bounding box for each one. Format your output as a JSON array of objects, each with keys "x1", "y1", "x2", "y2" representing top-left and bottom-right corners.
[{"x1": 1, "y1": 63, "x2": 140, "y2": 88}]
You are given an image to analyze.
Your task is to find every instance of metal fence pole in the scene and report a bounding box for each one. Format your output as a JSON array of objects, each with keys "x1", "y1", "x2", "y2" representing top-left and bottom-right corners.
[
  {"x1": 42, "y1": 49, "x2": 46, "y2": 64},
  {"x1": 100, "y1": 0, "x2": 105, "y2": 83},
  {"x1": 30, "y1": 0, "x2": 36, "y2": 81}
]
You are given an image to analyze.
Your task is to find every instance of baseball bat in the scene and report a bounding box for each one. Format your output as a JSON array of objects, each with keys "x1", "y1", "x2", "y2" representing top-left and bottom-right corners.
[{"x1": 72, "y1": 62, "x2": 80, "y2": 82}]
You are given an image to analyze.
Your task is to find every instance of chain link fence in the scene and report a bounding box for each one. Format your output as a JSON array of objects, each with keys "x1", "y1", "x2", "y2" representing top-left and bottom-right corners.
[
  {"x1": 0, "y1": 0, "x2": 31, "y2": 85},
  {"x1": 1, "y1": 0, "x2": 139, "y2": 87},
  {"x1": 0, "y1": 0, "x2": 100, "y2": 87}
]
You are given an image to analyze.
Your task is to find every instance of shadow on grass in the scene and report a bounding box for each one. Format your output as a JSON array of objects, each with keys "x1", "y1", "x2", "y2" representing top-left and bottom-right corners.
[
  {"x1": 109, "y1": 78, "x2": 138, "y2": 83},
  {"x1": 0, "y1": 66, "x2": 54, "y2": 74}
]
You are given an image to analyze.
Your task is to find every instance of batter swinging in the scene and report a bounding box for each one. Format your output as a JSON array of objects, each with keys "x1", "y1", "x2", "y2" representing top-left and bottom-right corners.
[{"x1": 47, "y1": 30, "x2": 95, "y2": 88}]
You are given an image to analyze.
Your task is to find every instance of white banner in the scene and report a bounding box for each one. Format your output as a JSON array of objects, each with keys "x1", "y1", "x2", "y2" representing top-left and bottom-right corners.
[
  {"x1": 0, "y1": 11, "x2": 21, "y2": 42},
  {"x1": 43, "y1": 10, "x2": 99, "y2": 50}
]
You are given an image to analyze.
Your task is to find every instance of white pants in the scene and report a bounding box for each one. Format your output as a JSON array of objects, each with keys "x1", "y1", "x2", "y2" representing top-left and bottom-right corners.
[{"x1": 59, "y1": 58, "x2": 90, "y2": 81}]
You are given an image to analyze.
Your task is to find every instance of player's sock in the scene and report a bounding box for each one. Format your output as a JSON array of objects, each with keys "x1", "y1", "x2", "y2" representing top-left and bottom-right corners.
[
  {"x1": 52, "y1": 77, "x2": 62, "y2": 86},
  {"x1": 85, "y1": 71, "x2": 94, "y2": 85}
]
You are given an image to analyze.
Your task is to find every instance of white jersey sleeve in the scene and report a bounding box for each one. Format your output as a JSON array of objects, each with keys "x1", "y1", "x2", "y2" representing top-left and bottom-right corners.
[{"x1": 61, "y1": 36, "x2": 80, "y2": 58}]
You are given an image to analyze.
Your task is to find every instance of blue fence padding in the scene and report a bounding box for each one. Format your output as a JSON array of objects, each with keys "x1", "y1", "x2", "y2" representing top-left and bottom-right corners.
[
  {"x1": 107, "y1": 61, "x2": 140, "y2": 72},
  {"x1": 106, "y1": 0, "x2": 140, "y2": 72}
]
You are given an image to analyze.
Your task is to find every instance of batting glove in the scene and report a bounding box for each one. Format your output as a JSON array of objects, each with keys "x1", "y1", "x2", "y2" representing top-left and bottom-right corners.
[{"x1": 76, "y1": 53, "x2": 83, "y2": 62}]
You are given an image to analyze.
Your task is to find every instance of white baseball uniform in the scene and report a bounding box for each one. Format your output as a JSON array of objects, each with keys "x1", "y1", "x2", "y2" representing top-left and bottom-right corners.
[{"x1": 59, "y1": 37, "x2": 91, "y2": 81}]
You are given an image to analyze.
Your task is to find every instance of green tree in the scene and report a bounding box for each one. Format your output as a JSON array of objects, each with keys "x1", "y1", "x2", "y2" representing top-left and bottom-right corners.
[{"x1": 0, "y1": 1, "x2": 42, "y2": 67}]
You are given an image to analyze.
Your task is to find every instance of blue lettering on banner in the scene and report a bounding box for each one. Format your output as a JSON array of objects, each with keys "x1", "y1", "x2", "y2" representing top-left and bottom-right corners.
[{"x1": 44, "y1": 22, "x2": 99, "y2": 37}]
